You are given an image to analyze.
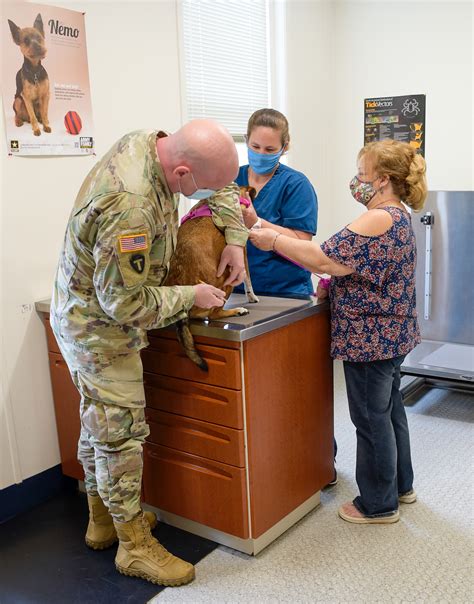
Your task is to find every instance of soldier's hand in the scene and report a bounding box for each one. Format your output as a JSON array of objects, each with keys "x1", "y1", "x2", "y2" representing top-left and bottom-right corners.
[
  {"x1": 193, "y1": 283, "x2": 227, "y2": 309},
  {"x1": 217, "y1": 244, "x2": 246, "y2": 287}
]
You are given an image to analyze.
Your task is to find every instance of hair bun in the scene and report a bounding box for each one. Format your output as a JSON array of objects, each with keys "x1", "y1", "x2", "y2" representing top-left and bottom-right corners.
[
  {"x1": 405, "y1": 153, "x2": 427, "y2": 211},
  {"x1": 406, "y1": 153, "x2": 426, "y2": 183}
]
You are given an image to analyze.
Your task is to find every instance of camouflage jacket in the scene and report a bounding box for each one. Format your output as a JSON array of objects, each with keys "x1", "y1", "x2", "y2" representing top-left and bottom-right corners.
[{"x1": 50, "y1": 130, "x2": 248, "y2": 353}]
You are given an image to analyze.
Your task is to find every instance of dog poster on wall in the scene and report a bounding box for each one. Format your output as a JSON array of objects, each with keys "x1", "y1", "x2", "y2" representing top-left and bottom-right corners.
[{"x1": 1, "y1": 2, "x2": 94, "y2": 156}]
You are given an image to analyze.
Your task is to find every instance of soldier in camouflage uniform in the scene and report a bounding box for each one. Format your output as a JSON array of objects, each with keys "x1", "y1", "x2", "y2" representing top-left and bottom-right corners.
[{"x1": 51, "y1": 120, "x2": 247, "y2": 587}]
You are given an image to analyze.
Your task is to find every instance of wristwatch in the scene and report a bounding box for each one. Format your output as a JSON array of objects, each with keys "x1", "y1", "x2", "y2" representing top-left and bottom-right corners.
[{"x1": 251, "y1": 217, "x2": 262, "y2": 230}]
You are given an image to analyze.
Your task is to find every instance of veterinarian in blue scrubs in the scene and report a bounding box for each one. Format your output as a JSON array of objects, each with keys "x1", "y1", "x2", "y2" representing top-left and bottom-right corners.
[
  {"x1": 235, "y1": 108, "x2": 318, "y2": 297},
  {"x1": 235, "y1": 109, "x2": 337, "y2": 482}
]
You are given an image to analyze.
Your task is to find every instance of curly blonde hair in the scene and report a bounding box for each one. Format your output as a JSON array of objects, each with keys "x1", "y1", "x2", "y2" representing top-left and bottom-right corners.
[{"x1": 359, "y1": 139, "x2": 428, "y2": 211}]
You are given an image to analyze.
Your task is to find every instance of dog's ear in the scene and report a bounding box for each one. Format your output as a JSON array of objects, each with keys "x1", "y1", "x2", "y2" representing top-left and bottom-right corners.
[
  {"x1": 33, "y1": 13, "x2": 44, "y2": 36},
  {"x1": 247, "y1": 186, "x2": 257, "y2": 202},
  {"x1": 8, "y1": 19, "x2": 21, "y2": 45}
]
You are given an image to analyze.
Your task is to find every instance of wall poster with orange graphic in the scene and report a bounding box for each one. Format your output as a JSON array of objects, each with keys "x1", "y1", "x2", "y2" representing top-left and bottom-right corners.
[
  {"x1": 2, "y1": 2, "x2": 94, "y2": 156},
  {"x1": 364, "y1": 94, "x2": 426, "y2": 156}
]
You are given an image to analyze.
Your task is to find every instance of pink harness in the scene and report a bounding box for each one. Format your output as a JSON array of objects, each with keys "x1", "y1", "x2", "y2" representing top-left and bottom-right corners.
[
  {"x1": 181, "y1": 196, "x2": 251, "y2": 226},
  {"x1": 180, "y1": 204, "x2": 212, "y2": 225}
]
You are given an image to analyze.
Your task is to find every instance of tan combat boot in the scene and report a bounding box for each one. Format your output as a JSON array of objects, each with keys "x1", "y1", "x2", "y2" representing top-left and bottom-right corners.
[
  {"x1": 85, "y1": 494, "x2": 158, "y2": 550},
  {"x1": 114, "y1": 512, "x2": 195, "y2": 586}
]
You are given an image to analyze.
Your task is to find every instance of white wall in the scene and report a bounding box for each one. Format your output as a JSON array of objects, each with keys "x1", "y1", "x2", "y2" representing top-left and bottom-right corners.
[
  {"x1": 285, "y1": 0, "x2": 336, "y2": 244},
  {"x1": 1, "y1": 0, "x2": 472, "y2": 491},
  {"x1": 286, "y1": 0, "x2": 473, "y2": 243},
  {"x1": 329, "y1": 0, "x2": 473, "y2": 235},
  {"x1": 0, "y1": 0, "x2": 184, "y2": 489}
]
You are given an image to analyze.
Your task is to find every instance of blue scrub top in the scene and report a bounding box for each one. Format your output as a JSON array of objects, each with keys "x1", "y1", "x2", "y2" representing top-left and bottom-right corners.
[{"x1": 236, "y1": 163, "x2": 318, "y2": 297}]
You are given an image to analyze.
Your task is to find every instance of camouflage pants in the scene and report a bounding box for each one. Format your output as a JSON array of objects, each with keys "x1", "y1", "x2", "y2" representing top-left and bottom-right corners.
[{"x1": 56, "y1": 340, "x2": 149, "y2": 522}]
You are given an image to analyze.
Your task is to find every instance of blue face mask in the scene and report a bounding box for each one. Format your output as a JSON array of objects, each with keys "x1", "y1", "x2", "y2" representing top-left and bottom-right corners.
[
  {"x1": 247, "y1": 146, "x2": 283, "y2": 175},
  {"x1": 187, "y1": 188, "x2": 216, "y2": 201},
  {"x1": 180, "y1": 172, "x2": 216, "y2": 200}
]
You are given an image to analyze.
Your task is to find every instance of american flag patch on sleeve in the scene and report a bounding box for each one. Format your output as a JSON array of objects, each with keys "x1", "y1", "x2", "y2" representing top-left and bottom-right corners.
[{"x1": 119, "y1": 233, "x2": 148, "y2": 253}]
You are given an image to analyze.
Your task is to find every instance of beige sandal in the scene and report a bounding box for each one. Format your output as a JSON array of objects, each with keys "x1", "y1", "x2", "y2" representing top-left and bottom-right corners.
[
  {"x1": 338, "y1": 502, "x2": 399, "y2": 524},
  {"x1": 399, "y1": 489, "x2": 417, "y2": 504}
]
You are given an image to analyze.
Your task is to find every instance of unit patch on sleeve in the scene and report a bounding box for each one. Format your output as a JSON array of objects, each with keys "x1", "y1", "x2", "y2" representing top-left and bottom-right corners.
[
  {"x1": 119, "y1": 233, "x2": 148, "y2": 253},
  {"x1": 130, "y1": 254, "x2": 146, "y2": 274}
]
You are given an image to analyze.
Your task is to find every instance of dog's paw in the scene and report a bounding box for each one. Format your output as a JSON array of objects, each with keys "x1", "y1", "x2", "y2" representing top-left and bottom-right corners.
[
  {"x1": 247, "y1": 294, "x2": 260, "y2": 303},
  {"x1": 33, "y1": 128, "x2": 41, "y2": 136},
  {"x1": 235, "y1": 307, "x2": 250, "y2": 316},
  {"x1": 44, "y1": 126, "x2": 51, "y2": 133}
]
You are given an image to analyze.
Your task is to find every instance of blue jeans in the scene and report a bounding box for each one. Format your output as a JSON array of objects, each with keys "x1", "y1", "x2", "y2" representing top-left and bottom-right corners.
[{"x1": 343, "y1": 355, "x2": 414, "y2": 517}]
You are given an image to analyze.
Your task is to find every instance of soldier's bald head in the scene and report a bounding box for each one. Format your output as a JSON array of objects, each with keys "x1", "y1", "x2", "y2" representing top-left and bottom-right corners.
[{"x1": 159, "y1": 119, "x2": 239, "y2": 193}]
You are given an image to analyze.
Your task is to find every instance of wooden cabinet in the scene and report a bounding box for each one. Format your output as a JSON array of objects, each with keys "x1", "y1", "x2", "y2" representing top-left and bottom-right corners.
[
  {"x1": 141, "y1": 310, "x2": 333, "y2": 551},
  {"x1": 40, "y1": 303, "x2": 333, "y2": 554},
  {"x1": 43, "y1": 320, "x2": 83, "y2": 481}
]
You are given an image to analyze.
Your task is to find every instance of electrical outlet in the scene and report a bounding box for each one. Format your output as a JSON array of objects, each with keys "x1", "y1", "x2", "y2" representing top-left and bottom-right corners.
[{"x1": 21, "y1": 303, "x2": 32, "y2": 314}]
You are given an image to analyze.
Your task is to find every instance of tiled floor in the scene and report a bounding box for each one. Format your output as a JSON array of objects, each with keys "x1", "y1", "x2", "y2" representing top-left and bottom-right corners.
[{"x1": 0, "y1": 486, "x2": 217, "y2": 604}]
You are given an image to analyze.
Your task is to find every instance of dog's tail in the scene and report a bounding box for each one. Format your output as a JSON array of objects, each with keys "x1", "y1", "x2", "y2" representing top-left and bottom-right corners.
[{"x1": 175, "y1": 318, "x2": 208, "y2": 372}]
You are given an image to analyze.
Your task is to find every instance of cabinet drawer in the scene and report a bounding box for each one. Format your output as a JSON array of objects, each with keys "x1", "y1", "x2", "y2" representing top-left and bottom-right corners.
[
  {"x1": 144, "y1": 372, "x2": 243, "y2": 429},
  {"x1": 146, "y1": 409, "x2": 245, "y2": 467},
  {"x1": 142, "y1": 338, "x2": 241, "y2": 390},
  {"x1": 143, "y1": 443, "x2": 249, "y2": 539},
  {"x1": 149, "y1": 329, "x2": 241, "y2": 351}
]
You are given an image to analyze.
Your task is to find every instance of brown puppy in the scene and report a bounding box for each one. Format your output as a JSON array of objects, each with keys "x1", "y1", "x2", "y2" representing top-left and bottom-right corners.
[
  {"x1": 8, "y1": 14, "x2": 51, "y2": 136},
  {"x1": 164, "y1": 186, "x2": 259, "y2": 370}
]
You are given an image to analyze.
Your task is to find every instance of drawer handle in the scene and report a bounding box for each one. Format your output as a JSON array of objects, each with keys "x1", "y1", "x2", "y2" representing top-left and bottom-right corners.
[
  {"x1": 145, "y1": 349, "x2": 229, "y2": 366},
  {"x1": 149, "y1": 382, "x2": 229, "y2": 404},
  {"x1": 196, "y1": 352, "x2": 228, "y2": 365},
  {"x1": 154, "y1": 420, "x2": 231, "y2": 444},
  {"x1": 147, "y1": 449, "x2": 233, "y2": 480}
]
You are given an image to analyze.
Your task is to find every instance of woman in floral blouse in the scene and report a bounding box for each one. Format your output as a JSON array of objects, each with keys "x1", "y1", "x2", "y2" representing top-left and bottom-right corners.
[{"x1": 249, "y1": 139, "x2": 427, "y2": 524}]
